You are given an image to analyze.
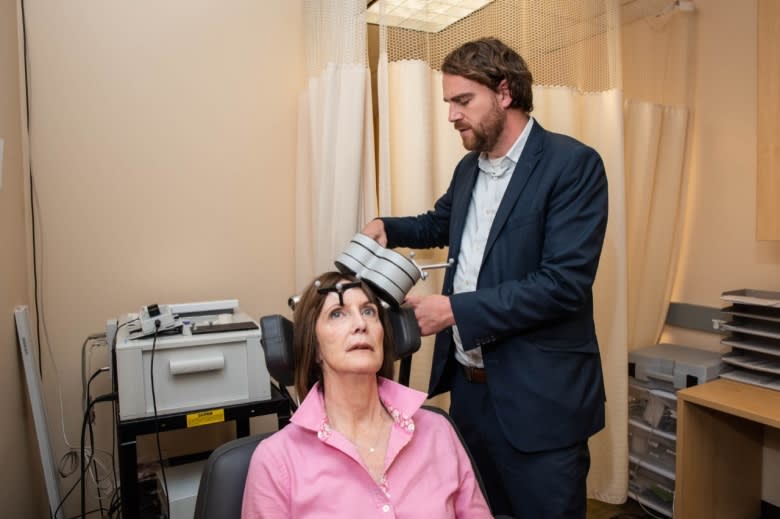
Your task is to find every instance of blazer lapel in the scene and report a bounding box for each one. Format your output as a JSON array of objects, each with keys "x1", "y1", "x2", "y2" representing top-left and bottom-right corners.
[
  {"x1": 482, "y1": 122, "x2": 545, "y2": 265},
  {"x1": 446, "y1": 155, "x2": 479, "y2": 284}
]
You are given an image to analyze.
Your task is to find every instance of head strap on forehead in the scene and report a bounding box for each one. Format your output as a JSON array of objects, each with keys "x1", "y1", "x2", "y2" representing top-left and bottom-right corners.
[{"x1": 316, "y1": 280, "x2": 362, "y2": 306}]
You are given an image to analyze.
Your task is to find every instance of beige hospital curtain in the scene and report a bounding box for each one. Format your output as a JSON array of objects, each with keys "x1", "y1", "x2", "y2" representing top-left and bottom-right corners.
[
  {"x1": 534, "y1": 85, "x2": 628, "y2": 503},
  {"x1": 373, "y1": 0, "x2": 691, "y2": 504},
  {"x1": 295, "y1": 0, "x2": 378, "y2": 289},
  {"x1": 625, "y1": 102, "x2": 689, "y2": 352},
  {"x1": 621, "y1": 4, "x2": 695, "y2": 353}
]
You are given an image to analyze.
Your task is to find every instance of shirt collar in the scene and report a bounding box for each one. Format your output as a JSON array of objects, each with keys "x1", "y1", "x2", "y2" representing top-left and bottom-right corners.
[
  {"x1": 477, "y1": 116, "x2": 534, "y2": 178},
  {"x1": 291, "y1": 377, "x2": 428, "y2": 434}
]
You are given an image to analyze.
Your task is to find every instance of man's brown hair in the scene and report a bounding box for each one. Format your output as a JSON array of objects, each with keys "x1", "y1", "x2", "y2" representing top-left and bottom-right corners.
[{"x1": 442, "y1": 37, "x2": 534, "y2": 113}]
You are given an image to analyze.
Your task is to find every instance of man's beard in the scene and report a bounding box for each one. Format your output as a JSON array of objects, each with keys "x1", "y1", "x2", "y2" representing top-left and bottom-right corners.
[{"x1": 458, "y1": 101, "x2": 506, "y2": 154}]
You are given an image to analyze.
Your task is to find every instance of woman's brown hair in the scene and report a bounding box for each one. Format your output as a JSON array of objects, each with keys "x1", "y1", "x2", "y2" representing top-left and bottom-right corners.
[{"x1": 293, "y1": 271, "x2": 396, "y2": 400}]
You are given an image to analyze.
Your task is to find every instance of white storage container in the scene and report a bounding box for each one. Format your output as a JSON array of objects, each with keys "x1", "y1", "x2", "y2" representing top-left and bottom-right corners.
[
  {"x1": 628, "y1": 464, "x2": 675, "y2": 517},
  {"x1": 629, "y1": 422, "x2": 676, "y2": 478},
  {"x1": 629, "y1": 378, "x2": 677, "y2": 434}
]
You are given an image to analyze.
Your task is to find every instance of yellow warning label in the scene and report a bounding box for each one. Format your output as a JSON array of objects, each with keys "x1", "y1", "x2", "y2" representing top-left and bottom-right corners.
[{"x1": 186, "y1": 409, "x2": 225, "y2": 428}]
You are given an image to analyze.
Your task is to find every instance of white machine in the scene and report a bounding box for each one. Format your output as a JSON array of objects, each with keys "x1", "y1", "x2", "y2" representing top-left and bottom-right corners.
[
  {"x1": 628, "y1": 342, "x2": 724, "y2": 390},
  {"x1": 110, "y1": 300, "x2": 271, "y2": 421}
]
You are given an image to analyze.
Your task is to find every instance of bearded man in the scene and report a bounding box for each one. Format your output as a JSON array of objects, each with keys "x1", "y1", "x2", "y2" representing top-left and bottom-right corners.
[{"x1": 362, "y1": 37, "x2": 609, "y2": 519}]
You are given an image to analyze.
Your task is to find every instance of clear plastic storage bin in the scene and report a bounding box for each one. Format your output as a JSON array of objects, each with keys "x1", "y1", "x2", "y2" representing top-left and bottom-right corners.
[
  {"x1": 629, "y1": 378, "x2": 677, "y2": 434},
  {"x1": 629, "y1": 422, "x2": 676, "y2": 477},
  {"x1": 629, "y1": 461, "x2": 675, "y2": 517}
]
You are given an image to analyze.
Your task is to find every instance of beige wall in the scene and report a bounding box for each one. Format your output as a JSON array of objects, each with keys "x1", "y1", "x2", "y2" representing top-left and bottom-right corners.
[
  {"x1": 663, "y1": 0, "x2": 780, "y2": 313},
  {"x1": 6, "y1": 0, "x2": 780, "y2": 515},
  {"x1": 625, "y1": 0, "x2": 780, "y2": 507},
  {"x1": 623, "y1": 1, "x2": 780, "y2": 316},
  {"x1": 12, "y1": 1, "x2": 304, "y2": 517},
  {"x1": 663, "y1": 0, "x2": 780, "y2": 506},
  {"x1": 0, "y1": 0, "x2": 47, "y2": 516}
]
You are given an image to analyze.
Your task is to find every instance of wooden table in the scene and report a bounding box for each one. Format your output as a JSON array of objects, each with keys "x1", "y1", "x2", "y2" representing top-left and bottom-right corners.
[{"x1": 675, "y1": 378, "x2": 780, "y2": 518}]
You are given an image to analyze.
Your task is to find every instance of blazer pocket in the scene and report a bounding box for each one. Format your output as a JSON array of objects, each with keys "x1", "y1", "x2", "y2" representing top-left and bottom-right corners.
[
  {"x1": 504, "y1": 211, "x2": 542, "y2": 231},
  {"x1": 535, "y1": 338, "x2": 599, "y2": 354}
]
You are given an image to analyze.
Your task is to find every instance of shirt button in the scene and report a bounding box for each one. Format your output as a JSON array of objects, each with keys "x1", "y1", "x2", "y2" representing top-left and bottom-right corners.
[{"x1": 382, "y1": 504, "x2": 391, "y2": 512}]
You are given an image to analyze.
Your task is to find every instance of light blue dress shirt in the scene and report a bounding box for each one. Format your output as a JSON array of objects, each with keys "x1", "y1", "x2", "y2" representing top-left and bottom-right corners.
[{"x1": 452, "y1": 117, "x2": 534, "y2": 368}]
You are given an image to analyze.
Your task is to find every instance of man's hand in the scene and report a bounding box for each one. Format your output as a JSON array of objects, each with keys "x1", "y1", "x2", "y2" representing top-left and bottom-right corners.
[
  {"x1": 404, "y1": 294, "x2": 455, "y2": 336},
  {"x1": 361, "y1": 219, "x2": 387, "y2": 247}
]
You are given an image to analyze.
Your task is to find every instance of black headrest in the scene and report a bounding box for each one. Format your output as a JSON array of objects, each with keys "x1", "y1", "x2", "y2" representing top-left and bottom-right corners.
[
  {"x1": 259, "y1": 305, "x2": 421, "y2": 387},
  {"x1": 386, "y1": 305, "x2": 422, "y2": 359},
  {"x1": 258, "y1": 314, "x2": 295, "y2": 387}
]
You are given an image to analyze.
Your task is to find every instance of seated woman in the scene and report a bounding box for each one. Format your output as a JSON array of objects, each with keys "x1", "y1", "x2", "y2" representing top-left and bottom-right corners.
[{"x1": 241, "y1": 271, "x2": 491, "y2": 518}]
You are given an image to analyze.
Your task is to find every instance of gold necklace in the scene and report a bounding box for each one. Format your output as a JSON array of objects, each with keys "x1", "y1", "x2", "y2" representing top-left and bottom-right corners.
[{"x1": 354, "y1": 415, "x2": 389, "y2": 454}]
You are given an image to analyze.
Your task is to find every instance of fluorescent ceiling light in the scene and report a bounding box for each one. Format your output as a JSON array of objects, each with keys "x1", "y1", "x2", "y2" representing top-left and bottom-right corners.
[{"x1": 367, "y1": 0, "x2": 496, "y2": 33}]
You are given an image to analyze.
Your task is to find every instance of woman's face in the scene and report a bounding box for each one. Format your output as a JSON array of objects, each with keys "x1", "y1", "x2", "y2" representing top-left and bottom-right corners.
[{"x1": 315, "y1": 282, "x2": 384, "y2": 380}]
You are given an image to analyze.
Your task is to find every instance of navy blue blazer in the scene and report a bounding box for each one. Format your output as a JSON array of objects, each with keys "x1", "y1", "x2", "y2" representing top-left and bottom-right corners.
[{"x1": 382, "y1": 121, "x2": 608, "y2": 452}]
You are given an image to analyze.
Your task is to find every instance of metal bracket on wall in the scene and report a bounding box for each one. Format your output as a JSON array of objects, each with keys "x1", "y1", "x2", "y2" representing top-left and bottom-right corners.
[{"x1": 665, "y1": 302, "x2": 725, "y2": 334}]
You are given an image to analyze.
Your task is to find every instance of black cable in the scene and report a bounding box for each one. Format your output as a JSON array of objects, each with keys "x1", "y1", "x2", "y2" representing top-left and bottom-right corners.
[
  {"x1": 52, "y1": 370, "x2": 107, "y2": 517},
  {"x1": 103, "y1": 484, "x2": 121, "y2": 519},
  {"x1": 51, "y1": 366, "x2": 107, "y2": 519},
  {"x1": 109, "y1": 318, "x2": 137, "y2": 353},
  {"x1": 82, "y1": 333, "x2": 106, "y2": 413},
  {"x1": 85, "y1": 421, "x2": 105, "y2": 516},
  {"x1": 150, "y1": 322, "x2": 170, "y2": 516},
  {"x1": 66, "y1": 509, "x2": 101, "y2": 519},
  {"x1": 19, "y1": 0, "x2": 31, "y2": 147},
  {"x1": 19, "y1": 0, "x2": 42, "y2": 378},
  {"x1": 86, "y1": 367, "x2": 108, "y2": 391},
  {"x1": 107, "y1": 321, "x2": 135, "y2": 518},
  {"x1": 110, "y1": 398, "x2": 118, "y2": 515},
  {"x1": 273, "y1": 382, "x2": 298, "y2": 412},
  {"x1": 81, "y1": 392, "x2": 117, "y2": 519},
  {"x1": 107, "y1": 489, "x2": 121, "y2": 518},
  {"x1": 86, "y1": 368, "x2": 110, "y2": 515},
  {"x1": 52, "y1": 473, "x2": 81, "y2": 519}
]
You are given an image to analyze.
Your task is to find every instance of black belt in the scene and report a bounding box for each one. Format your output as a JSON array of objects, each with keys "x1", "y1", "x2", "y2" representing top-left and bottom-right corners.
[{"x1": 462, "y1": 365, "x2": 487, "y2": 384}]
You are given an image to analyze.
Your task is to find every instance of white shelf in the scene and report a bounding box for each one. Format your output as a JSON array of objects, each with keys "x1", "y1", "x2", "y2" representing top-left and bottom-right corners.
[
  {"x1": 648, "y1": 387, "x2": 677, "y2": 401},
  {"x1": 723, "y1": 351, "x2": 780, "y2": 375},
  {"x1": 629, "y1": 453, "x2": 676, "y2": 481},
  {"x1": 720, "y1": 289, "x2": 780, "y2": 393},
  {"x1": 628, "y1": 490, "x2": 673, "y2": 518},
  {"x1": 721, "y1": 304, "x2": 780, "y2": 324},
  {"x1": 722, "y1": 335, "x2": 780, "y2": 357},
  {"x1": 629, "y1": 377, "x2": 677, "y2": 400},
  {"x1": 721, "y1": 289, "x2": 780, "y2": 307},
  {"x1": 721, "y1": 321, "x2": 780, "y2": 341},
  {"x1": 720, "y1": 368, "x2": 780, "y2": 391},
  {"x1": 629, "y1": 417, "x2": 676, "y2": 442}
]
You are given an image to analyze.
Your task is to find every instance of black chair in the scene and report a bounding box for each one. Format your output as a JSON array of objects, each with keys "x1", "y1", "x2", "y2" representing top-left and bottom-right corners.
[
  {"x1": 193, "y1": 312, "x2": 495, "y2": 518},
  {"x1": 193, "y1": 433, "x2": 272, "y2": 519},
  {"x1": 193, "y1": 405, "x2": 488, "y2": 519}
]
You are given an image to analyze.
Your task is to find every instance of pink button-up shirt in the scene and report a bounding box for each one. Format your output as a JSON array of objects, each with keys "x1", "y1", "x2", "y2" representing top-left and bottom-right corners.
[{"x1": 241, "y1": 377, "x2": 492, "y2": 518}]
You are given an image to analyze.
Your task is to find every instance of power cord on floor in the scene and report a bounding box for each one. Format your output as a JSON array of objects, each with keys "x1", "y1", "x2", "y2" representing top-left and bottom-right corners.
[
  {"x1": 81, "y1": 392, "x2": 117, "y2": 519},
  {"x1": 150, "y1": 321, "x2": 171, "y2": 517},
  {"x1": 85, "y1": 367, "x2": 112, "y2": 515}
]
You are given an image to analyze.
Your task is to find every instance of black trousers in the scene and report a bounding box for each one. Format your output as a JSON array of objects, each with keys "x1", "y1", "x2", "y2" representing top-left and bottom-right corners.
[{"x1": 449, "y1": 366, "x2": 591, "y2": 519}]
